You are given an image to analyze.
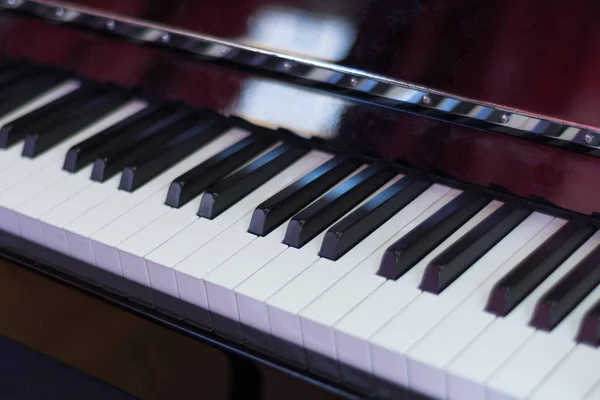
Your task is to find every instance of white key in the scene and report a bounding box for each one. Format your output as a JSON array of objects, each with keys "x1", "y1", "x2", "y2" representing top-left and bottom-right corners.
[
  {"x1": 13, "y1": 101, "x2": 147, "y2": 251},
  {"x1": 205, "y1": 165, "x2": 386, "y2": 342},
  {"x1": 367, "y1": 213, "x2": 559, "y2": 398},
  {"x1": 584, "y1": 379, "x2": 600, "y2": 400},
  {"x1": 115, "y1": 130, "x2": 251, "y2": 305},
  {"x1": 0, "y1": 81, "x2": 88, "y2": 194},
  {"x1": 0, "y1": 80, "x2": 80, "y2": 172},
  {"x1": 86, "y1": 129, "x2": 252, "y2": 295},
  {"x1": 445, "y1": 227, "x2": 600, "y2": 400},
  {"x1": 293, "y1": 182, "x2": 452, "y2": 378},
  {"x1": 65, "y1": 128, "x2": 251, "y2": 282},
  {"x1": 529, "y1": 344, "x2": 600, "y2": 400},
  {"x1": 16, "y1": 165, "x2": 94, "y2": 245},
  {"x1": 265, "y1": 187, "x2": 458, "y2": 368},
  {"x1": 173, "y1": 151, "x2": 335, "y2": 329},
  {"x1": 145, "y1": 148, "x2": 331, "y2": 317}
]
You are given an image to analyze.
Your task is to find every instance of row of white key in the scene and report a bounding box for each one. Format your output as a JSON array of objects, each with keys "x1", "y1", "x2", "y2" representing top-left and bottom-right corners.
[{"x1": 3, "y1": 77, "x2": 600, "y2": 400}]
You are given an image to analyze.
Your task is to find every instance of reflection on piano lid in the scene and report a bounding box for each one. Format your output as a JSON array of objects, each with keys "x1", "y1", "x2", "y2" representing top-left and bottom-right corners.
[
  {"x1": 5, "y1": 0, "x2": 600, "y2": 158},
  {"x1": 0, "y1": 58, "x2": 599, "y2": 400}
]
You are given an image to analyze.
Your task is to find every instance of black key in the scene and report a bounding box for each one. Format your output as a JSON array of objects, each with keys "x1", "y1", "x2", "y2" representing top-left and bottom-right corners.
[
  {"x1": 319, "y1": 174, "x2": 431, "y2": 261},
  {"x1": 91, "y1": 106, "x2": 194, "y2": 182},
  {"x1": 0, "y1": 70, "x2": 67, "y2": 120},
  {"x1": 0, "y1": 82, "x2": 101, "y2": 148},
  {"x1": 421, "y1": 202, "x2": 532, "y2": 294},
  {"x1": 377, "y1": 188, "x2": 490, "y2": 280},
  {"x1": 63, "y1": 104, "x2": 162, "y2": 172},
  {"x1": 530, "y1": 242, "x2": 600, "y2": 331},
  {"x1": 165, "y1": 134, "x2": 277, "y2": 208},
  {"x1": 23, "y1": 88, "x2": 131, "y2": 157},
  {"x1": 248, "y1": 156, "x2": 362, "y2": 237},
  {"x1": 199, "y1": 143, "x2": 309, "y2": 219},
  {"x1": 577, "y1": 299, "x2": 600, "y2": 347},
  {"x1": 283, "y1": 163, "x2": 395, "y2": 248},
  {"x1": 119, "y1": 113, "x2": 230, "y2": 192},
  {"x1": 486, "y1": 220, "x2": 595, "y2": 317}
]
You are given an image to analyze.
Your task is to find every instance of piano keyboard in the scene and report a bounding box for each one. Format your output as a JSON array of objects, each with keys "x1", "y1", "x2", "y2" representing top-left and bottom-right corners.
[{"x1": 2, "y1": 58, "x2": 600, "y2": 400}]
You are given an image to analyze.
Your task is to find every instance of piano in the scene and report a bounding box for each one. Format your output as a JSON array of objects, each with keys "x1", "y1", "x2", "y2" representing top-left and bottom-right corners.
[{"x1": 0, "y1": 1, "x2": 600, "y2": 399}]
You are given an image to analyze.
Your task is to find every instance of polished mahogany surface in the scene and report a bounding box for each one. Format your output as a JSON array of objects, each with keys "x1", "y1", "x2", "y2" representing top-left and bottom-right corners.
[
  {"x1": 35, "y1": 0, "x2": 600, "y2": 130},
  {"x1": 0, "y1": 12, "x2": 598, "y2": 217}
]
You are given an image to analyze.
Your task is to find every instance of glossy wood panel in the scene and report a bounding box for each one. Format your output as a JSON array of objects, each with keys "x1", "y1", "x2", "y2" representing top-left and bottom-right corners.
[
  {"x1": 0, "y1": 15, "x2": 598, "y2": 216},
  {"x1": 41, "y1": 0, "x2": 600, "y2": 130}
]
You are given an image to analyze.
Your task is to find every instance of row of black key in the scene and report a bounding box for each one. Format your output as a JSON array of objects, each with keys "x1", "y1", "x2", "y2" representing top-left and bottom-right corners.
[{"x1": 3, "y1": 59, "x2": 600, "y2": 347}]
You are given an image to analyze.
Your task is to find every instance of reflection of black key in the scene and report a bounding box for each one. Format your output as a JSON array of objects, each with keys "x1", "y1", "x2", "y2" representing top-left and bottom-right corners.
[
  {"x1": 199, "y1": 143, "x2": 308, "y2": 219},
  {"x1": 421, "y1": 202, "x2": 532, "y2": 294},
  {"x1": 63, "y1": 104, "x2": 161, "y2": 172},
  {"x1": 320, "y1": 175, "x2": 431, "y2": 261},
  {"x1": 486, "y1": 220, "x2": 595, "y2": 317},
  {"x1": 577, "y1": 299, "x2": 600, "y2": 347},
  {"x1": 0, "y1": 70, "x2": 67, "y2": 119},
  {"x1": 166, "y1": 134, "x2": 277, "y2": 208},
  {"x1": 248, "y1": 156, "x2": 361, "y2": 237},
  {"x1": 119, "y1": 114, "x2": 230, "y2": 192},
  {"x1": 0, "y1": 82, "x2": 99, "y2": 148},
  {"x1": 23, "y1": 89, "x2": 131, "y2": 157},
  {"x1": 91, "y1": 106, "x2": 194, "y2": 182},
  {"x1": 284, "y1": 163, "x2": 395, "y2": 248},
  {"x1": 531, "y1": 243, "x2": 600, "y2": 331},
  {"x1": 378, "y1": 189, "x2": 490, "y2": 280}
]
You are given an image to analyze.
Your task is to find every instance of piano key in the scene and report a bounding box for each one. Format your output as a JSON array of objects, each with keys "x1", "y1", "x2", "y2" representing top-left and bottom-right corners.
[
  {"x1": 282, "y1": 163, "x2": 395, "y2": 248},
  {"x1": 410, "y1": 227, "x2": 600, "y2": 400},
  {"x1": 531, "y1": 242, "x2": 600, "y2": 331},
  {"x1": 91, "y1": 105, "x2": 196, "y2": 182},
  {"x1": 377, "y1": 188, "x2": 491, "y2": 280},
  {"x1": 486, "y1": 220, "x2": 596, "y2": 316},
  {"x1": 13, "y1": 102, "x2": 147, "y2": 242},
  {"x1": 267, "y1": 189, "x2": 469, "y2": 367},
  {"x1": 319, "y1": 174, "x2": 431, "y2": 261},
  {"x1": 63, "y1": 128, "x2": 251, "y2": 290},
  {"x1": 421, "y1": 202, "x2": 532, "y2": 294},
  {"x1": 584, "y1": 381, "x2": 600, "y2": 400},
  {"x1": 0, "y1": 80, "x2": 84, "y2": 173},
  {"x1": 204, "y1": 172, "x2": 402, "y2": 342},
  {"x1": 481, "y1": 264, "x2": 600, "y2": 400},
  {"x1": 23, "y1": 88, "x2": 131, "y2": 157},
  {"x1": 2, "y1": 101, "x2": 147, "y2": 251},
  {"x1": 485, "y1": 332, "x2": 573, "y2": 400},
  {"x1": 147, "y1": 151, "x2": 333, "y2": 321},
  {"x1": 360, "y1": 213, "x2": 556, "y2": 396},
  {"x1": 248, "y1": 156, "x2": 362, "y2": 236},
  {"x1": 16, "y1": 166, "x2": 95, "y2": 245},
  {"x1": 0, "y1": 82, "x2": 98, "y2": 148},
  {"x1": 63, "y1": 103, "x2": 159, "y2": 172},
  {"x1": 158, "y1": 153, "x2": 358, "y2": 318},
  {"x1": 198, "y1": 143, "x2": 309, "y2": 219},
  {"x1": 0, "y1": 99, "x2": 143, "y2": 200},
  {"x1": 528, "y1": 345, "x2": 600, "y2": 400},
  {"x1": 119, "y1": 113, "x2": 230, "y2": 192},
  {"x1": 578, "y1": 299, "x2": 600, "y2": 346},
  {"x1": 102, "y1": 133, "x2": 254, "y2": 303},
  {"x1": 0, "y1": 70, "x2": 69, "y2": 118},
  {"x1": 165, "y1": 133, "x2": 277, "y2": 208},
  {"x1": 293, "y1": 184, "x2": 454, "y2": 377}
]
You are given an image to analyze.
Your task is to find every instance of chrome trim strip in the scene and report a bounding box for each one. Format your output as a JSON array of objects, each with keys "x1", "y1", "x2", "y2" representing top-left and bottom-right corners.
[{"x1": 4, "y1": 0, "x2": 600, "y2": 155}]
